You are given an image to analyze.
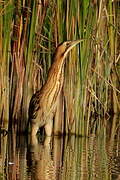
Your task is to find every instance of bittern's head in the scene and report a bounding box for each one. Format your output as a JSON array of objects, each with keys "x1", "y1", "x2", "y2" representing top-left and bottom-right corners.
[{"x1": 55, "y1": 40, "x2": 83, "y2": 59}]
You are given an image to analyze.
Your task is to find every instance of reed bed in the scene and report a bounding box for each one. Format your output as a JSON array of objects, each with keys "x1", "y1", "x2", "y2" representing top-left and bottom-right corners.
[{"x1": 0, "y1": 0, "x2": 119, "y2": 135}]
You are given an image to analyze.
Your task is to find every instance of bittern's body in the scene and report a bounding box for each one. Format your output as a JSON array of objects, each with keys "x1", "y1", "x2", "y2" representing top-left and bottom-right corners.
[{"x1": 28, "y1": 40, "x2": 82, "y2": 136}]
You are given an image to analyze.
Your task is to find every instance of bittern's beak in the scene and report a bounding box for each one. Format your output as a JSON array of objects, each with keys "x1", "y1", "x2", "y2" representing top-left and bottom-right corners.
[{"x1": 64, "y1": 39, "x2": 83, "y2": 57}]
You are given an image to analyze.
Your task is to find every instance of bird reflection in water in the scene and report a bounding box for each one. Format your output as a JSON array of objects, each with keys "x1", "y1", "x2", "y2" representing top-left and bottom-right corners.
[{"x1": 27, "y1": 135, "x2": 63, "y2": 180}]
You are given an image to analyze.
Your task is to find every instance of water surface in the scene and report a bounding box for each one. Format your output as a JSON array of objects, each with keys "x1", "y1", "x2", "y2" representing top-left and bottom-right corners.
[{"x1": 0, "y1": 128, "x2": 120, "y2": 180}]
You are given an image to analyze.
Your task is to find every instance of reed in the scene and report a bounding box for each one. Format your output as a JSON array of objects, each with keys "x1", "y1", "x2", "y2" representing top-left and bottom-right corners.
[
  {"x1": 0, "y1": 1, "x2": 13, "y2": 130},
  {"x1": 0, "y1": 0, "x2": 119, "y2": 135}
]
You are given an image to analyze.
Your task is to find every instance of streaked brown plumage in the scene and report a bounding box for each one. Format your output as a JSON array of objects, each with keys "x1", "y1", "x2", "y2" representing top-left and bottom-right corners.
[{"x1": 28, "y1": 40, "x2": 83, "y2": 136}]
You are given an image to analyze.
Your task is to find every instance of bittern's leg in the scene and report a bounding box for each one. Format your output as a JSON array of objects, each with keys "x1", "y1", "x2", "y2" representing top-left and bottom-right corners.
[
  {"x1": 31, "y1": 123, "x2": 39, "y2": 136},
  {"x1": 44, "y1": 120, "x2": 53, "y2": 136}
]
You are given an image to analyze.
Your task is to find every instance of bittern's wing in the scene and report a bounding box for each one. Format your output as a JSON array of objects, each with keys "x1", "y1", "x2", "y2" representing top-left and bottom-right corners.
[{"x1": 28, "y1": 91, "x2": 41, "y2": 120}]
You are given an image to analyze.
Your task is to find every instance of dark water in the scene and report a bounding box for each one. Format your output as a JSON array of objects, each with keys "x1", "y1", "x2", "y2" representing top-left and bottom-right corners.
[{"x1": 0, "y1": 128, "x2": 120, "y2": 180}]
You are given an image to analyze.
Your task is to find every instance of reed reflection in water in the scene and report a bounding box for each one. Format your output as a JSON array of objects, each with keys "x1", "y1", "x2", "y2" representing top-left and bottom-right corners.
[{"x1": 0, "y1": 125, "x2": 120, "y2": 179}]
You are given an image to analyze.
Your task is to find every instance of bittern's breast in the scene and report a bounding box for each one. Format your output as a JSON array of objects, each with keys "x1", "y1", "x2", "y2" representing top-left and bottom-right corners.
[
  {"x1": 41, "y1": 79, "x2": 63, "y2": 114},
  {"x1": 29, "y1": 61, "x2": 64, "y2": 124}
]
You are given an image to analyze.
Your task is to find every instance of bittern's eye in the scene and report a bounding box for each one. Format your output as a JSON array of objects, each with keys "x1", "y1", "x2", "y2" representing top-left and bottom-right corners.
[
  {"x1": 64, "y1": 41, "x2": 71, "y2": 47},
  {"x1": 66, "y1": 42, "x2": 69, "y2": 46}
]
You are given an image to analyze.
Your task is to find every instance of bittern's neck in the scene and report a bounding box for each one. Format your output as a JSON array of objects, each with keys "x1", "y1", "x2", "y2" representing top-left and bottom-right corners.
[
  {"x1": 48, "y1": 54, "x2": 66, "y2": 78},
  {"x1": 54, "y1": 54, "x2": 65, "y2": 68}
]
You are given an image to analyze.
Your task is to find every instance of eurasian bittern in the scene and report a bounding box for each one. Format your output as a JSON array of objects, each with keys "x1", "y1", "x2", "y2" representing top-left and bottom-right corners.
[{"x1": 28, "y1": 40, "x2": 82, "y2": 136}]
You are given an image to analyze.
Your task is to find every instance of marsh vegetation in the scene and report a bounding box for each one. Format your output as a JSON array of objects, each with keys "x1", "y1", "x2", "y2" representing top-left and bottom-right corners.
[
  {"x1": 0, "y1": 1, "x2": 120, "y2": 179},
  {"x1": 0, "y1": 0, "x2": 120, "y2": 135}
]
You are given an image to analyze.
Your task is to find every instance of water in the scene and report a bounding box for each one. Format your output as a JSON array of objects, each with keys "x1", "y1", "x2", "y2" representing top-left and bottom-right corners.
[{"x1": 0, "y1": 130, "x2": 120, "y2": 180}]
